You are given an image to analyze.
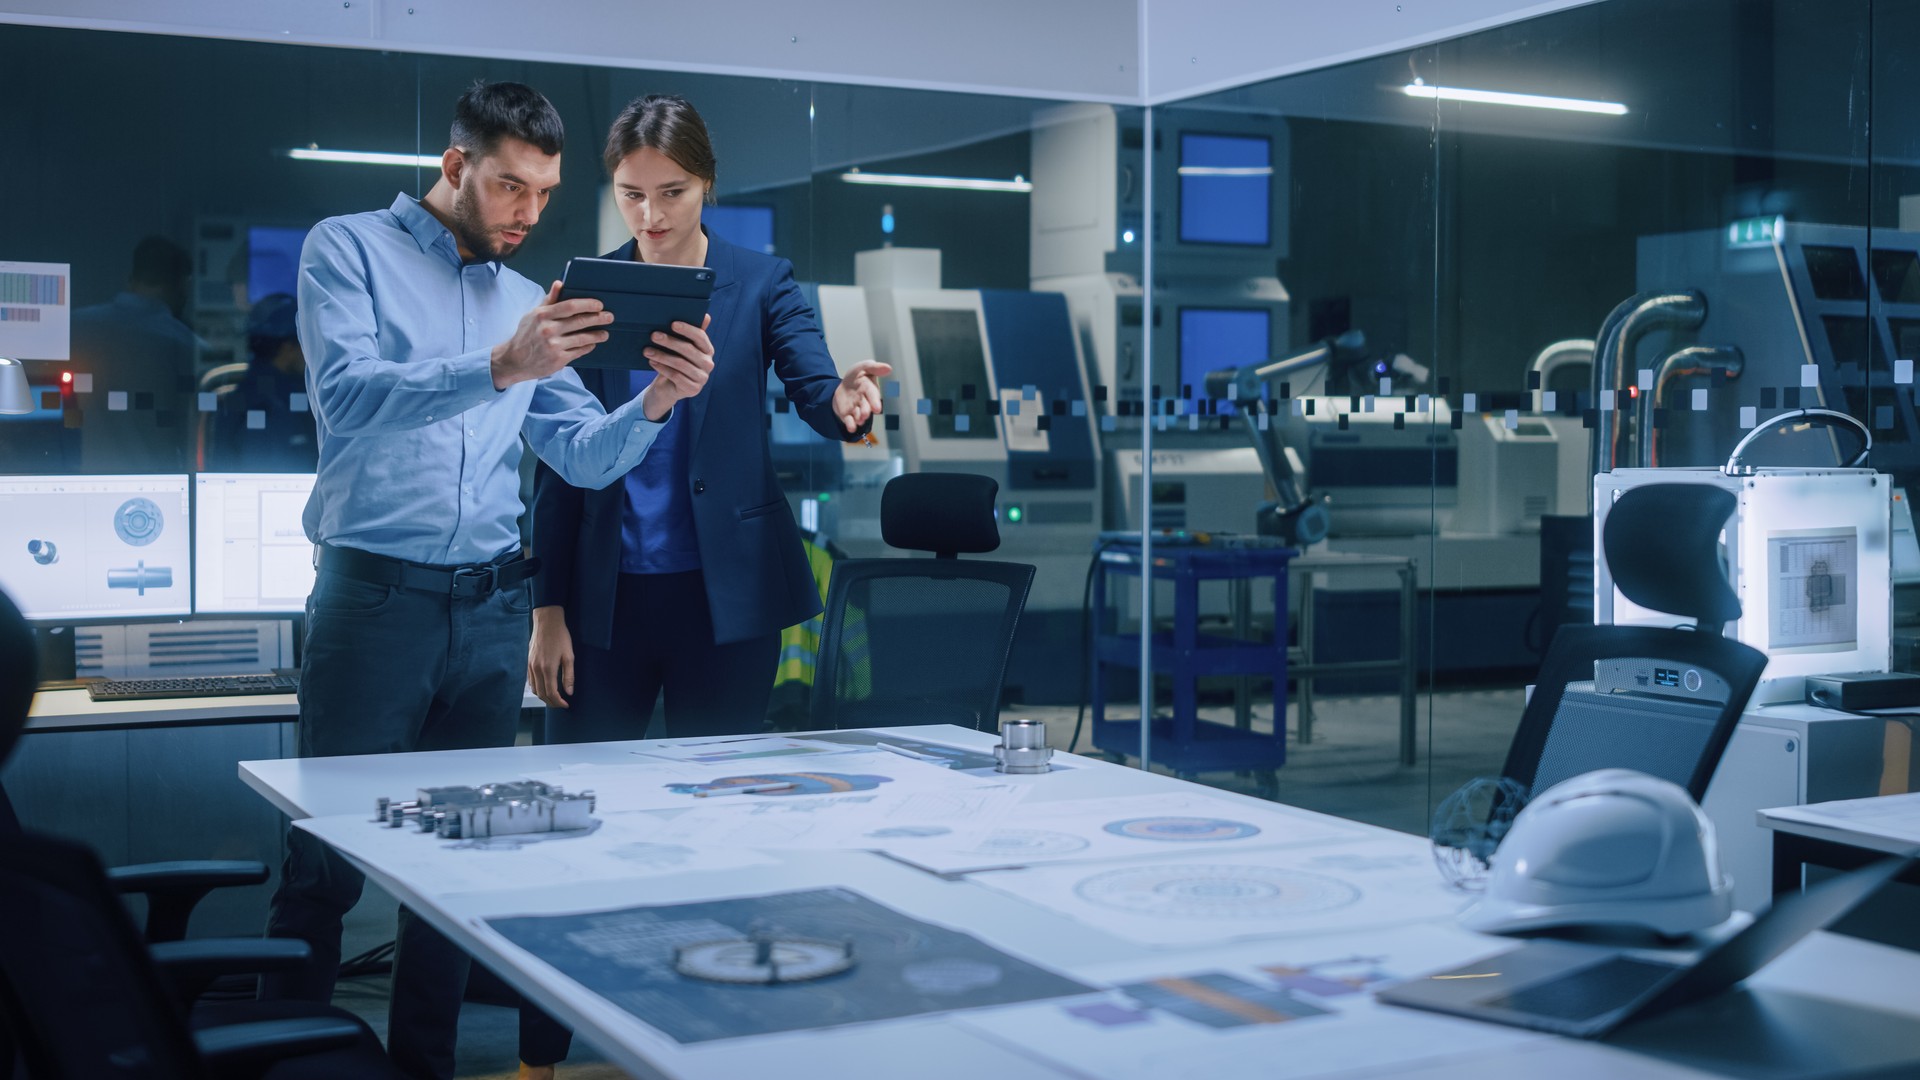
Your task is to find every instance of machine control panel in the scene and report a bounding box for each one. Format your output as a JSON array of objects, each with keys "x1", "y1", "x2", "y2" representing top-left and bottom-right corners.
[{"x1": 1595, "y1": 657, "x2": 1728, "y2": 703}]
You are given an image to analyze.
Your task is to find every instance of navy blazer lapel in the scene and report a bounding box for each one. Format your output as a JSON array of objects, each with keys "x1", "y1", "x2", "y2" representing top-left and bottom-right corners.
[{"x1": 686, "y1": 230, "x2": 741, "y2": 452}]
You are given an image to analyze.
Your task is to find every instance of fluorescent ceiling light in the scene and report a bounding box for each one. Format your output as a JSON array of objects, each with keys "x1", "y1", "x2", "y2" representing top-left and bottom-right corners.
[
  {"x1": 287, "y1": 147, "x2": 443, "y2": 168},
  {"x1": 1176, "y1": 166, "x2": 1275, "y2": 177},
  {"x1": 1401, "y1": 80, "x2": 1627, "y2": 116},
  {"x1": 841, "y1": 169, "x2": 1031, "y2": 193}
]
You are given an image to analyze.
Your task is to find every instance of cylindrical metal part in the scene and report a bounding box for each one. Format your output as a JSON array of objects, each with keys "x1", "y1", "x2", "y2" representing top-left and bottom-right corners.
[{"x1": 995, "y1": 718, "x2": 1054, "y2": 774}]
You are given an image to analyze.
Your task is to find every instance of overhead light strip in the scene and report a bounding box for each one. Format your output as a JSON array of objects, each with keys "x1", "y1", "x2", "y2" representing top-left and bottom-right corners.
[
  {"x1": 841, "y1": 170, "x2": 1031, "y2": 193},
  {"x1": 1401, "y1": 81, "x2": 1627, "y2": 116},
  {"x1": 1176, "y1": 166, "x2": 1274, "y2": 177},
  {"x1": 287, "y1": 147, "x2": 443, "y2": 168}
]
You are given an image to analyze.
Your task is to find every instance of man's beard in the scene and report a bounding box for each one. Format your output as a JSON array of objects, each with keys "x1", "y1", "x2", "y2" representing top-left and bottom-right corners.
[{"x1": 450, "y1": 186, "x2": 524, "y2": 262}]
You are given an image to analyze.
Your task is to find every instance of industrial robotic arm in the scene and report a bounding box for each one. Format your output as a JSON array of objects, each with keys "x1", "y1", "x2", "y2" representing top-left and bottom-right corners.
[{"x1": 1202, "y1": 329, "x2": 1370, "y2": 547}]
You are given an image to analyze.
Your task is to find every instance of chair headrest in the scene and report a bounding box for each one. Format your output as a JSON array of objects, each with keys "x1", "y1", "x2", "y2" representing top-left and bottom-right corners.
[
  {"x1": 881, "y1": 473, "x2": 1001, "y2": 556},
  {"x1": 0, "y1": 588, "x2": 36, "y2": 767},
  {"x1": 1602, "y1": 484, "x2": 1741, "y2": 626}
]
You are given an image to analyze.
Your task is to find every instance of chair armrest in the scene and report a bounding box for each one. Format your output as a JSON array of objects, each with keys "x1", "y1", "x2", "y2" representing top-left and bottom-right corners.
[
  {"x1": 107, "y1": 860, "x2": 270, "y2": 942},
  {"x1": 151, "y1": 937, "x2": 313, "y2": 1003},
  {"x1": 194, "y1": 1017, "x2": 364, "y2": 1079}
]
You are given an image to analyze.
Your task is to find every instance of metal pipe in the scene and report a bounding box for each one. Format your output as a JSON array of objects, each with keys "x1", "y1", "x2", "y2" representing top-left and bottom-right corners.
[
  {"x1": 1586, "y1": 296, "x2": 1642, "y2": 507},
  {"x1": 1528, "y1": 338, "x2": 1594, "y2": 408},
  {"x1": 1641, "y1": 345, "x2": 1744, "y2": 467},
  {"x1": 1590, "y1": 291, "x2": 1707, "y2": 486}
]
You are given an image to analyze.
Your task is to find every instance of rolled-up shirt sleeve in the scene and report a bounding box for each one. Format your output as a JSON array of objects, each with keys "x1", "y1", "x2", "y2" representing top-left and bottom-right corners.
[
  {"x1": 521, "y1": 367, "x2": 670, "y2": 490},
  {"x1": 298, "y1": 221, "x2": 499, "y2": 438}
]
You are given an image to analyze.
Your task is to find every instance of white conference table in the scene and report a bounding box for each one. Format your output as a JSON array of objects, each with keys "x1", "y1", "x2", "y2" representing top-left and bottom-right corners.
[
  {"x1": 241, "y1": 727, "x2": 1920, "y2": 1080},
  {"x1": 26, "y1": 684, "x2": 544, "y2": 732}
]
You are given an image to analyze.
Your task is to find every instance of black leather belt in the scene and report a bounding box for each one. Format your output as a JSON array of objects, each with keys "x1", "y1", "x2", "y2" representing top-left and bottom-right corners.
[{"x1": 317, "y1": 545, "x2": 539, "y2": 600}]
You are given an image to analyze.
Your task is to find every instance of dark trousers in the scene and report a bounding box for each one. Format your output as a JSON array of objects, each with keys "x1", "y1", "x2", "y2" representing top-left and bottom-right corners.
[
  {"x1": 521, "y1": 569, "x2": 779, "y2": 1066},
  {"x1": 262, "y1": 565, "x2": 532, "y2": 1080}
]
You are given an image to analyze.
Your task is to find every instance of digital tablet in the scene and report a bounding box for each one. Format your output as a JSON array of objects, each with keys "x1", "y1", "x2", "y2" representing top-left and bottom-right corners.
[{"x1": 558, "y1": 257, "x2": 714, "y2": 370}]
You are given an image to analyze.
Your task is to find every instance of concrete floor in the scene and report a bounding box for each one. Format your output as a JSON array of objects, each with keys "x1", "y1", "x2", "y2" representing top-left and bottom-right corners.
[{"x1": 329, "y1": 687, "x2": 1526, "y2": 1078}]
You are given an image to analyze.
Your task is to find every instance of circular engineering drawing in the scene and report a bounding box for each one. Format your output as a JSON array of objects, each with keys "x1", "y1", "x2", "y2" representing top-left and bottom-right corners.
[
  {"x1": 1074, "y1": 864, "x2": 1360, "y2": 920},
  {"x1": 665, "y1": 772, "x2": 892, "y2": 797},
  {"x1": 673, "y1": 936, "x2": 856, "y2": 984},
  {"x1": 965, "y1": 829, "x2": 1091, "y2": 857},
  {"x1": 114, "y1": 498, "x2": 164, "y2": 546},
  {"x1": 1103, "y1": 816, "x2": 1262, "y2": 842}
]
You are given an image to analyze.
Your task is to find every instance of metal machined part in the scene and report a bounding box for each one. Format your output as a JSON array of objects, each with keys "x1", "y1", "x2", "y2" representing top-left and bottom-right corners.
[
  {"x1": 994, "y1": 718, "x2": 1054, "y2": 774},
  {"x1": 371, "y1": 781, "x2": 596, "y2": 838}
]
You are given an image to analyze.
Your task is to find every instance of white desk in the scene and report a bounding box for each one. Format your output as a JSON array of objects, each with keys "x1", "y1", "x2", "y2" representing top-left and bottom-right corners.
[
  {"x1": 27, "y1": 685, "x2": 544, "y2": 733},
  {"x1": 1759, "y1": 793, "x2": 1920, "y2": 899},
  {"x1": 242, "y1": 728, "x2": 1920, "y2": 1080}
]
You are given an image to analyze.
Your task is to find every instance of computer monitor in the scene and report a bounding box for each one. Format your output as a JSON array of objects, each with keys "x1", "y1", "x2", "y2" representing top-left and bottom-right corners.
[
  {"x1": 1179, "y1": 307, "x2": 1271, "y2": 416},
  {"x1": 193, "y1": 472, "x2": 317, "y2": 615},
  {"x1": 0, "y1": 474, "x2": 192, "y2": 624},
  {"x1": 705, "y1": 205, "x2": 776, "y2": 256},
  {"x1": 1178, "y1": 133, "x2": 1272, "y2": 247},
  {"x1": 910, "y1": 307, "x2": 997, "y2": 441},
  {"x1": 247, "y1": 225, "x2": 309, "y2": 303}
]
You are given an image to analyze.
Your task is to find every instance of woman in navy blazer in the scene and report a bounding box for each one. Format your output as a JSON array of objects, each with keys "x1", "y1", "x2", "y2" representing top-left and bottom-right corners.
[
  {"x1": 529, "y1": 95, "x2": 886, "y2": 740},
  {"x1": 519, "y1": 94, "x2": 887, "y2": 1077}
]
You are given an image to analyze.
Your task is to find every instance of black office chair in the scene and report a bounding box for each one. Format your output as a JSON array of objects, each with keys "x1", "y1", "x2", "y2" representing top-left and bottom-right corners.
[
  {"x1": 809, "y1": 473, "x2": 1035, "y2": 731},
  {"x1": 1501, "y1": 484, "x2": 1769, "y2": 802},
  {"x1": 0, "y1": 588, "x2": 400, "y2": 1079}
]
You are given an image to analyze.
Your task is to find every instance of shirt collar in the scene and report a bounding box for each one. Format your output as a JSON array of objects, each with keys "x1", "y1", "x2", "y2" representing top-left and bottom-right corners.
[{"x1": 388, "y1": 193, "x2": 502, "y2": 276}]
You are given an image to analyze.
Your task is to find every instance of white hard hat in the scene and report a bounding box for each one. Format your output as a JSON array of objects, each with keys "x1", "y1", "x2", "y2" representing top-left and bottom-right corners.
[{"x1": 1459, "y1": 768, "x2": 1734, "y2": 937}]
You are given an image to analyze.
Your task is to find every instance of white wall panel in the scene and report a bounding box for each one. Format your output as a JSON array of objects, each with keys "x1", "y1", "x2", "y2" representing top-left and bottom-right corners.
[{"x1": 0, "y1": 0, "x2": 1140, "y2": 102}]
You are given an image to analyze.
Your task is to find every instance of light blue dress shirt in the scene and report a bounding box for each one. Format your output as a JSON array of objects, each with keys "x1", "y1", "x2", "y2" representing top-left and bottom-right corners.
[{"x1": 298, "y1": 194, "x2": 666, "y2": 567}]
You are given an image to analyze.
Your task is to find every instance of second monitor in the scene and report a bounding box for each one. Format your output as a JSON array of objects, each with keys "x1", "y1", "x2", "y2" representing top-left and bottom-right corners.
[{"x1": 194, "y1": 472, "x2": 317, "y2": 615}]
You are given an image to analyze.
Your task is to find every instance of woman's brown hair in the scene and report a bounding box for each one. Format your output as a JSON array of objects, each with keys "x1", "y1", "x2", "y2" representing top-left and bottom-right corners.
[{"x1": 604, "y1": 94, "x2": 717, "y2": 205}]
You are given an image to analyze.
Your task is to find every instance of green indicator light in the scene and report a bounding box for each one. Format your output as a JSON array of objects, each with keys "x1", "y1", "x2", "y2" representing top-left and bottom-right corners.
[
  {"x1": 1007, "y1": 505, "x2": 1024, "y2": 523},
  {"x1": 816, "y1": 492, "x2": 831, "y2": 502}
]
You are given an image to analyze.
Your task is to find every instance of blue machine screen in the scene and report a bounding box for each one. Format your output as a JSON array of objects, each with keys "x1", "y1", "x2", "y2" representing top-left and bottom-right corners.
[
  {"x1": 1180, "y1": 307, "x2": 1269, "y2": 415},
  {"x1": 1179, "y1": 134, "x2": 1271, "y2": 247},
  {"x1": 705, "y1": 204, "x2": 776, "y2": 255},
  {"x1": 247, "y1": 226, "x2": 308, "y2": 303}
]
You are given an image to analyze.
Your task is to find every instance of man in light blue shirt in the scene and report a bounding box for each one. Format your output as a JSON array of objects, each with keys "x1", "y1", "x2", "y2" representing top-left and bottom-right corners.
[{"x1": 262, "y1": 81, "x2": 713, "y2": 1080}]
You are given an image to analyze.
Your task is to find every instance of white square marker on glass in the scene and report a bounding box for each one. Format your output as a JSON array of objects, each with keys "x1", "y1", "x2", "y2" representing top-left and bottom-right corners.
[
  {"x1": 1692, "y1": 388, "x2": 1709, "y2": 411},
  {"x1": 955, "y1": 414, "x2": 971, "y2": 433},
  {"x1": 1417, "y1": 394, "x2": 1431, "y2": 412},
  {"x1": 1226, "y1": 383, "x2": 1238, "y2": 400},
  {"x1": 290, "y1": 393, "x2": 309, "y2": 413},
  {"x1": 197, "y1": 392, "x2": 217, "y2": 412},
  {"x1": 1638, "y1": 369, "x2": 1654, "y2": 391},
  {"x1": 1541, "y1": 391, "x2": 1557, "y2": 411},
  {"x1": 1257, "y1": 411, "x2": 1269, "y2": 431},
  {"x1": 1023, "y1": 385, "x2": 1037, "y2": 400},
  {"x1": 1004, "y1": 400, "x2": 1020, "y2": 416},
  {"x1": 1504, "y1": 409, "x2": 1518, "y2": 429},
  {"x1": 1363, "y1": 396, "x2": 1376, "y2": 413},
  {"x1": 1898, "y1": 359, "x2": 1914, "y2": 385},
  {"x1": 1188, "y1": 414, "x2": 1199, "y2": 431},
  {"x1": 1071, "y1": 400, "x2": 1086, "y2": 417},
  {"x1": 1740, "y1": 406, "x2": 1758, "y2": 428},
  {"x1": 1802, "y1": 364, "x2": 1819, "y2": 387},
  {"x1": 1379, "y1": 377, "x2": 1392, "y2": 396},
  {"x1": 247, "y1": 410, "x2": 266, "y2": 430},
  {"x1": 1463, "y1": 393, "x2": 1478, "y2": 411},
  {"x1": 884, "y1": 381, "x2": 900, "y2": 398},
  {"x1": 1292, "y1": 399, "x2": 1305, "y2": 416},
  {"x1": 107, "y1": 391, "x2": 128, "y2": 411},
  {"x1": 916, "y1": 399, "x2": 931, "y2": 415},
  {"x1": 1600, "y1": 390, "x2": 1615, "y2": 411},
  {"x1": 74, "y1": 373, "x2": 93, "y2": 393},
  {"x1": 1101, "y1": 415, "x2": 1117, "y2": 432}
]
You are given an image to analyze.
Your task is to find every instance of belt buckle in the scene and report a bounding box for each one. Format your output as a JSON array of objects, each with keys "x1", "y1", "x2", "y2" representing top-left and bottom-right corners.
[{"x1": 450, "y1": 565, "x2": 494, "y2": 599}]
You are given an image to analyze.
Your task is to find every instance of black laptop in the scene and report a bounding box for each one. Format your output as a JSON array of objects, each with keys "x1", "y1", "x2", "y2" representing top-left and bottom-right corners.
[{"x1": 1377, "y1": 857, "x2": 1911, "y2": 1038}]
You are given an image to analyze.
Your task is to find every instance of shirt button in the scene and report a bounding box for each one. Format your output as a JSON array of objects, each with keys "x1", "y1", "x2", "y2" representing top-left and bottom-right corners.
[
  {"x1": 468, "y1": 429, "x2": 476, "y2": 437},
  {"x1": 426, "y1": 415, "x2": 434, "y2": 422},
  {"x1": 693, "y1": 479, "x2": 706, "y2": 494}
]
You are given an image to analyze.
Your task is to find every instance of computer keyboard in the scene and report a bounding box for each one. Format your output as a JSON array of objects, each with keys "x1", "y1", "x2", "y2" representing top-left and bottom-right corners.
[{"x1": 87, "y1": 673, "x2": 299, "y2": 702}]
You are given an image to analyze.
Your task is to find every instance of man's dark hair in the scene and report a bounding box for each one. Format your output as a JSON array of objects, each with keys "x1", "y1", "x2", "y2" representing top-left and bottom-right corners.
[
  {"x1": 129, "y1": 235, "x2": 191, "y2": 288},
  {"x1": 449, "y1": 80, "x2": 565, "y2": 160},
  {"x1": 604, "y1": 95, "x2": 718, "y2": 204}
]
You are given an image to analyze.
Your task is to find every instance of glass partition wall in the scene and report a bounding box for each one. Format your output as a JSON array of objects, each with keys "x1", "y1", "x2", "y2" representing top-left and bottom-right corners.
[{"x1": 3, "y1": 0, "x2": 1908, "y2": 839}]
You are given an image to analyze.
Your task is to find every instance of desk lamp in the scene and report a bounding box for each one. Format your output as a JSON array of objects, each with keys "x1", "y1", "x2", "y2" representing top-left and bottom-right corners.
[{"x1": 0, "y1": 358, "x2": 30, "y2": 414}]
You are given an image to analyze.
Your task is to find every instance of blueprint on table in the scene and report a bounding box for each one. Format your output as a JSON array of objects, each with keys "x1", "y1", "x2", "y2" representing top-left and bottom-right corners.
[{"x1": 483, "y1": 886, "x2": 1094, "y2": 1043}]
